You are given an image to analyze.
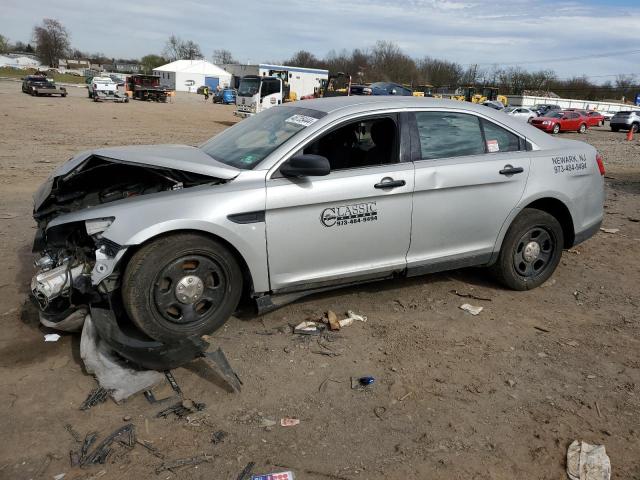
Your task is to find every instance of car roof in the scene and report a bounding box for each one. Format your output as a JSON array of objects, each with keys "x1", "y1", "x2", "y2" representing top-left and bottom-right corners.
[{"x1": 278, "y1": 96, "x2": 559, "y2": 149}]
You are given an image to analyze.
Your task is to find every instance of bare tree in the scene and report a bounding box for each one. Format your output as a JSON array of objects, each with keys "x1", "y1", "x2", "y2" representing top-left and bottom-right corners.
[
  {"x1": 0, "y1": 34, "x2": 8, "y2": 54},
  {"x1": 163, "y1": 35, "x2": 203, "y2": 61},
  {"x1": 33, "y1": 18, "x2": 70, "y2": 67},
  {"x1": 212, "y1": 49, "x2": 237, "y2": 65},
  {"x1": 285, "y1": 50, "x2": 322, "y2": 68}
]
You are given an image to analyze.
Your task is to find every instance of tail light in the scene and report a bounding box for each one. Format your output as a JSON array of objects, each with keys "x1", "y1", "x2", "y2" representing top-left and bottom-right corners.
[{"x1": 596, "y1": 153, "x2": 605, "y2": 176}]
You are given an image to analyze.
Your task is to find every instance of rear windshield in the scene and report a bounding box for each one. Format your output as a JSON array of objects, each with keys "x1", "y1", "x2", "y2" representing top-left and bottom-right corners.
[{"x1": 200, "y1": 106, "x2": 326, "y2": 170}]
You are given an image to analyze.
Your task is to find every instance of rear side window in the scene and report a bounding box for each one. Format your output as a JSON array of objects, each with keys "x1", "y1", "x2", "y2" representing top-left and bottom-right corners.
[
  {"x1": 481, "y1": 119, "x2": 520, "y2": 153},
  {"x1": 414, "y1": 112, "x2": 485, "y2": 160}
]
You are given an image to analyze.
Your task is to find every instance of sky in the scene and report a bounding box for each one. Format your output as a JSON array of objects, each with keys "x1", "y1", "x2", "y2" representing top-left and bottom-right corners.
[{"x1": 2, "y1": 0, "x2": 639, "y2": 81}]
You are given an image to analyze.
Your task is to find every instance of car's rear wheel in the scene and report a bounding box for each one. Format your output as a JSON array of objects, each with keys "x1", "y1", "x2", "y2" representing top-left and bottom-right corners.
[
  {"x1": 632, "y1": 123, "x2": 639, "y2": 133},
  {"x1": 122, "y1": 233, "x2": 243, "y2": 344},
  {"x1": 490, "y1": 209, "x2": 564, "y2": 291},
  {"x1": 578, "y1": 123, "x2": 587, "y2": 133},
  {"x1": 552, "y1": 123, "x2": 560, "y2": 134}
]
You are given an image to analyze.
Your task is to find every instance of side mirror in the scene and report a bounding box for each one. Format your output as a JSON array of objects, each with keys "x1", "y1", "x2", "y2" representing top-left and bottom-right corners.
[{"x1": 280, "y1": 154, "x2": 330, "y2": 178}]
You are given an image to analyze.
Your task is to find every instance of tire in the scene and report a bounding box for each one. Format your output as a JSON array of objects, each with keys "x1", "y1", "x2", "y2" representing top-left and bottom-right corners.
[
  {"x1": 611, "y1": 127, "x2": 619, "y2": 132},
  {"x1": 122, "y1": 233, "x2": 243, "y2": 343},
  {"x1": 632, "y1": 123, "x2": 639, "y2": 133},
  {"x1": 578, "y1": 123, "x2": 586, "y2": 133},
  {"x1": 490, "y1": 209, "x2": 564, "y2": 291},
  {"x1": 552, "y1": 123, "x2": 560, "y2": 134}
]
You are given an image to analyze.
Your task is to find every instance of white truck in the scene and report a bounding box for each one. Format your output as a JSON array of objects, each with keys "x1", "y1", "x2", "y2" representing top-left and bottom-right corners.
[
  {"x1": 235, "y1": 76, "x2": 283, "y2": 118},
  {"x1": 88, "y1": 76, "x2": 129, "y2": 103}
]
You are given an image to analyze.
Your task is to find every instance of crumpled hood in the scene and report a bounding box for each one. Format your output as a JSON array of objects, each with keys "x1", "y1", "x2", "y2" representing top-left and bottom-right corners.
[{"x1": 34, "y1": 144, "x2": 240, "y2": 211}]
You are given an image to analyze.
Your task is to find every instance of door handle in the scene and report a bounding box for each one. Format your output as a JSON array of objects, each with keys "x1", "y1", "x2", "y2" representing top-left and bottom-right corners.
[
  {"x1": 374, "y1": 178, "x2": 406, "y2": 189},
  {"x1": 499, "y1": 164, "x2": 524, "y2": 175}
]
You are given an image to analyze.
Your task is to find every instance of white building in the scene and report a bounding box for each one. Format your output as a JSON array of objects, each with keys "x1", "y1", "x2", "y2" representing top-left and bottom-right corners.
[
  {"x1": 222, "y1": 63, "x2": 329, "y2": 100},
  {"x1": 0, "y1": 54, "x2": 41, "y2": 69},
  {"x1": 153, "y1": 60, "x2": 232, "y2": 93}
]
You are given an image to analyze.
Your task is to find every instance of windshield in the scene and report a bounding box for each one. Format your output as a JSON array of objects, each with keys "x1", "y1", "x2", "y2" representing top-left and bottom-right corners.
[
  {"x1": 200, "y1": 106, "x2": 327, "y2": 170},
  {"x1": 238, "y1": 77, "x2": 260, "y2": 97}
]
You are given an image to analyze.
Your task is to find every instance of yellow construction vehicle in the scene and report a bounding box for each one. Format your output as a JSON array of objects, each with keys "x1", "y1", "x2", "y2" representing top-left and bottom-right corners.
[{"x1": 412, "y1": 84, "x2": 434, "y2": 97}]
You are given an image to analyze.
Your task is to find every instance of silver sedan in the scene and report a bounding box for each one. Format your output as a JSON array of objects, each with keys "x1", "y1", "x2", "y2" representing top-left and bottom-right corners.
[{"x1": 31, "y1": 96, "x2": 605, "y2": 365}]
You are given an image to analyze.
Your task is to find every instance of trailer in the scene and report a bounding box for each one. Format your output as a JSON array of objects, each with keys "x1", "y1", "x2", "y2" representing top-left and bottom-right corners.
[
  {"x1": 507, "y1": 94, "x2": 640, "y2": 115},
  {"x1": 223, "y1": 63, "x2": 328, "y2": 101},
  {"x1": 126, "y1": 74, "x2": 173, "y2": 102}
]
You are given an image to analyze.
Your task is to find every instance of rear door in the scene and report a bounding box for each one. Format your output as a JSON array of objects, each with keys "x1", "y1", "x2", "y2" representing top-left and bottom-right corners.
[
  {"x1": 265, "y1": 113, "x2": 414, "y2": 291},
  {"x1": 406, "y1": 110, "x2": 531, "y2": 273}
]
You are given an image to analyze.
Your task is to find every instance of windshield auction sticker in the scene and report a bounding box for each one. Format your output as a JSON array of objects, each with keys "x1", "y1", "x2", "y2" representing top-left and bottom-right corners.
[
  {"x1": 486, "y1": 139, "x2": 499, "y2": 152},
  {"x1": 285, "y1": 114, "x2": 318, "y2": 127},
  {"x1": 551, "y1": 154, "x2": 588, "y2": 174}
]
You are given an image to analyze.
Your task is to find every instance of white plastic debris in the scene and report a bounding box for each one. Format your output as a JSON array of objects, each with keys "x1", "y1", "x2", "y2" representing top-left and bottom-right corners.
[
  {"x1": 293, "y1": 321, "x2": 319, "y2": 334},
  {"x1": 339, "y1": 310, "x2": 368, "y2": 327},
  {"x1": 600, "y1": 228, "x2": 619, "y2": 234},
  {"x1": 566, "y1": 440, "x2": 611, "y2": 480},
  {"x1": 80, "y1": 315, "x2": 164, "y2": 402},
  {"x1": 53, "y1": 474, "x2": 66, "y2": 480},
  {"x1": 459, "y1": 303, "x2": 483, "y2": 315},
  {"x1": 44, "y1": 333, "x2": 61, "y2": 342}
]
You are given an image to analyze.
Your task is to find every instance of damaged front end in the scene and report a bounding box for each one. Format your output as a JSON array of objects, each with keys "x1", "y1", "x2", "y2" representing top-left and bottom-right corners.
[{"x1": 30, "y1": 145, "x2": 239, "y2": 367}]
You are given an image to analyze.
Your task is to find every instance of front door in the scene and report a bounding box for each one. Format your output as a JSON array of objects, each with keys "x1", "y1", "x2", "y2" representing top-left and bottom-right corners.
[
  {"x1": 265, "y1": 114, "x2": 414, "y2": 291},
  {"x1": 406, "y1": 110, "x2": 530, "y2": 272}
]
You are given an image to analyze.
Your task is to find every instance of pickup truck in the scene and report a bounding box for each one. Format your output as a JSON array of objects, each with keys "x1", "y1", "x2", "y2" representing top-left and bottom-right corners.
[
  {"x1": 88, "y1": 76, "x2": 129, "y2": 102},
  {"x1": 22, "y1": 75, "x2": 67, "y2": 97}
]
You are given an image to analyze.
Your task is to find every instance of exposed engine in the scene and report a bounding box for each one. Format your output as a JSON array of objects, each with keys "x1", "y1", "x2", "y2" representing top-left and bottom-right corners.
[{"x1": 31, "y1": 154, "x2": 223, "y2": 327}]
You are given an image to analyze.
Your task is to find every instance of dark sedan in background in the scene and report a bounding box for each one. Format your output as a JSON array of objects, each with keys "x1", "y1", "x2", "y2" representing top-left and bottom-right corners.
[{"x1": 350, "y1": 82, "x2": 413, "y2": 96}]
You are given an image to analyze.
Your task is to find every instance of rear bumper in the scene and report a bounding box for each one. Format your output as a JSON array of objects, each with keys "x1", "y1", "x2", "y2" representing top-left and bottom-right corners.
[
  {"x1": 234, "y1": 110, "x2": 253, "y2": 118},
  {"x1": 573, "y1": 218, "x2": 602, "y2": 247}
]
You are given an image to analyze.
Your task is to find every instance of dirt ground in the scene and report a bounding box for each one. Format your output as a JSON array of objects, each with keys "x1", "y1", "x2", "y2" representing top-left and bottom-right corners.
[{"x1": 0, "y1": 80, "x2": 639, "y2": 480}]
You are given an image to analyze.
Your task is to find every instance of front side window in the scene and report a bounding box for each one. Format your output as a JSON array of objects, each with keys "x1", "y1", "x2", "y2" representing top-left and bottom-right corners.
[
  {"x1": 414, "y1": 112, "x2": 485, "y2": 160},
  {"x1": 303, "y1": 116, "x2": 398, "y2": 170},
  {"x1": 200, "y1": 106, "x2": 326, "y2": 170}
]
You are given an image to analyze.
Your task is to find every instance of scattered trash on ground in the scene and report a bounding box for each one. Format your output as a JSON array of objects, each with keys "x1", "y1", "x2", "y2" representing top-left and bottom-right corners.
[
  {"x1": 155, "y1": 454, "x2": 213, "y2": 474},
  {"x1": 156, "y1": 399, "x2": 206, "y2": 419},
  {"x1": 211, "y1": 430, "x2": 228, "y2": 444},
  {"x1": 294, "y1": 321, "x2": 321, "y2": 335},
  {"x1": 71, "y1": 423, "x2": 136, "y2": 467},
  {"x1": 351, "y1": 376, "x2": 375, "y2": 390},
  {"x1": 566, "y1": 340, "x2": 579, "y2": 347},
  {"x1": 600, "y1": 228, "x2": 619, "y2": 234},
  {"x1": 53, "y1": 473, "x2": 65, "y2": 480},
  {"x1": 566, "y1": 440, "x2": 611, "y2": 480},
  {"x1": 629, "y1": 217, "x2": 639, "y2": 223},
  {"x1": 327, "y1": 310, "x2": 341, "y2": 331},
  {"x1": 459, "y1": 303, "x2": 483, "y2": 315},
  {"x1": 280, "y1": 417, "x2": 300, "y2": 427},
  {"x1": 136, "y1": 439, "x2": 164, "y2": 459},
  {"x1": 450, "y1": 289, "x2": 492, "y2": 301},
  {"x1": 373, "y1": 406, "x2": 387, "y2": 419},
  {"x1": 339, "y1": 310, "x2": 367, "y2": 327},
  {"x1": 44, "y1": 333, "x2": 61, "y2": 342},
  {"x1": 534, "y1": 326, "x2": 551, "y2": 333},
  {"x1": 80, "y1": 315, "x2": 164, "y2": 402},
  {"x1": 251, "y1": 471, "x2": 295, "y2": 480},
  {"x1": 236, "y1": 461, "x2": 256, "y2": 480},
  {"x1": 80, "y1": 387, "x2": 114, "y2": 411},
  {"x1": 566, "y1": 249, "x2": 581, "y2": 255}
]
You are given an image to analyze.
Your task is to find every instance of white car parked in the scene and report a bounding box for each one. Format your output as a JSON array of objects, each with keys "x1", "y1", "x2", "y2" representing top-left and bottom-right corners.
[{"x1": 504, "y1": 107, "x2": 537, "y2": 122}]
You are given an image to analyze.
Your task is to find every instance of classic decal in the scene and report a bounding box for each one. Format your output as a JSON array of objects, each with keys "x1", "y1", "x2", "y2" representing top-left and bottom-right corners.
[
  {"x1": 551, "y1": 154, "x2": 588, "y2": 174},
  {"x1": 321, "y1": 202, "x2": 377, "y2": 227}
]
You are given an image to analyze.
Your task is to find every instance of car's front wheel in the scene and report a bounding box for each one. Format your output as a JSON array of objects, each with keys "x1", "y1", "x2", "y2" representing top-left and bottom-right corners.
[
  {"x1": 552, "y1": 123, "x2": 560, "y2": 134},
  {"x1": 490, "y1": 209, "x2": 564, "y2": 291},
  {"x1": 122, "y1": 233, "x2": 243, "y2": 344},
  {"x1": 578, "y1": 123, "x2": 587, "y2": 133}
]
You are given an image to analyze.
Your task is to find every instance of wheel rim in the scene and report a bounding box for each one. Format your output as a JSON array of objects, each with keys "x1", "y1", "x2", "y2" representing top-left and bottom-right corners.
[
  {"x1": 513, "y1": 227, "x2": 556, "y2": 279},
  {"x1": 553, "y1": 124, "x2": 559, "y2": 133},
  {"x1": 153, "y1": 254, "x2": 227, "y2": 326},
  {"x1": 580, "y1": 124, "x2": 586, "y2": 133}
]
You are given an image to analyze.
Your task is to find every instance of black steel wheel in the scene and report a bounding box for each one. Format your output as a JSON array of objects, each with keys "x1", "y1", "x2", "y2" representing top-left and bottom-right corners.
[
  {"x1": 490, "y1": 208, "x2": 564, "y2": 290},
  {"x1": 122, "y1": 233, "x2": 243, "y2": 343}
]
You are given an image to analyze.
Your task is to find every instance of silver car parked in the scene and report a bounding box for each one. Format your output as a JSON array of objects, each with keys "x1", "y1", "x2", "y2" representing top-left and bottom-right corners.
[{"x1": 31, "y1": 97, "x2": 605, "y2": 356}]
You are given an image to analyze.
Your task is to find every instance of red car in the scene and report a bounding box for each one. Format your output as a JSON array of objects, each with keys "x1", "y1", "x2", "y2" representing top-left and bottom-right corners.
[
  {"x1": 530, "y1": 111, "x2": 588, "y2": 134},
  {"x1": 564, "y1": 109, "x2": 605, "y2": 127}
]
